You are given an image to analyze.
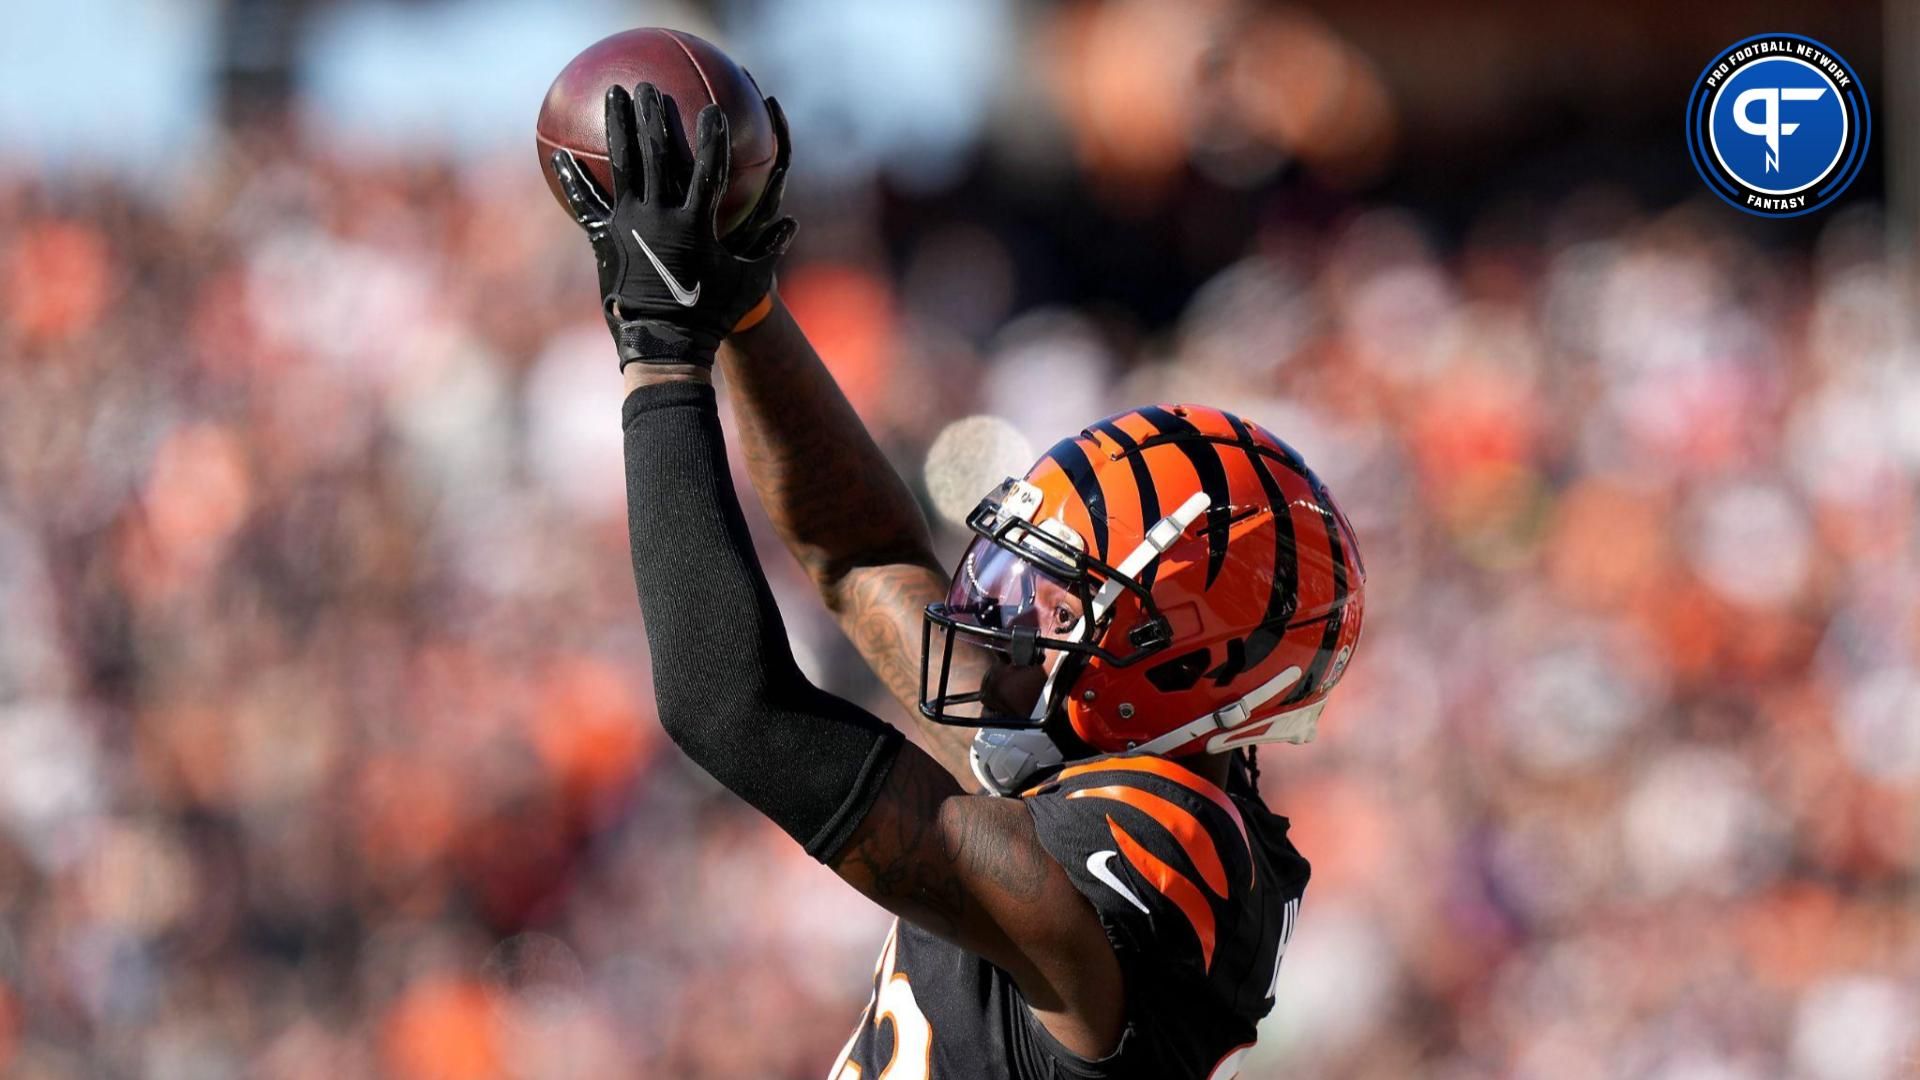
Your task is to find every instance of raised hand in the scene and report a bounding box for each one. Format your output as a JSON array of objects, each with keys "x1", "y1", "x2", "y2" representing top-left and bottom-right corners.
[{"x1": 550, "y1": 83, "x2": 796, "y2": 369}]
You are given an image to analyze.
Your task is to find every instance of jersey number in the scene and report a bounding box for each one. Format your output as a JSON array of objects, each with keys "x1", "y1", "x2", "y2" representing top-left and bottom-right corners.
[
  {"x1": 1204, "y1": 895, "x2": 1303, "y2": 1080},
  {"x1": 1263, "y1": 896, "x2": 1301, "y2": 1000},
  {"x1": 830, "y1": 921, "x2": 932, "y2": 1080}
]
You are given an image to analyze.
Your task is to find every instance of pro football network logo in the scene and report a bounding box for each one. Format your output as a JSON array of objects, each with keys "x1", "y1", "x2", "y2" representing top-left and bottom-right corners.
[{"x1": 1686, "y1": 34, "x2": 1869, "y2": 218}]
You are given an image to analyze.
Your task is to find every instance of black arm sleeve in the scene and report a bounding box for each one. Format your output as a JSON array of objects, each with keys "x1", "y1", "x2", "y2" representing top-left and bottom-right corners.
[{"x1": 622, "y1": 380, "x2": 903, "y2": 861}]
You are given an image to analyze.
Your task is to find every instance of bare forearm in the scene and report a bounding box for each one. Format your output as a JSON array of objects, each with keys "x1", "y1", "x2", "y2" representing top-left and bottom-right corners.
[
  {"x1": 718, "y1": 297, "x2": 940, "y2": 589},
  {"x1": 718, "y1": 298, "x2": 977, "y2": 777}
]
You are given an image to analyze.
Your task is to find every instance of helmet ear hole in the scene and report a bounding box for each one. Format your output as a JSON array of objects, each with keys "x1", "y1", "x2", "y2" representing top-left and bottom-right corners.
[{"x1": 1144, "y1": 649, "x2": 1210, "y2": 692}]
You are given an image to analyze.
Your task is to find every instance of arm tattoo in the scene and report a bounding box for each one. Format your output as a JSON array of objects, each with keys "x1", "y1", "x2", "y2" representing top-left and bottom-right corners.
[
  {"x1": 720, "y1": 310, "x2": 932, "y2": 591},
  {"x1": 838, "y1": 564, "x2": 978, "y2": 769},
  {"x1": 832, "y1": 750, "x2": 1053, "y2": 942},
  {"x1": 718, "y1": 311, "x2": 976, "y2": 782},
  {"x1": 834, "y1": 748, "x2": 968, "y2": 934},
  {"x1": 829, "y1": 741, "x2": 1127, "y2": 1048},
  {"x1": 838, "y1": 564, "x2": 943, "y2": 706},
  {"x1": 940, "y1": 795, "x2": 1050, "y2": 905}
]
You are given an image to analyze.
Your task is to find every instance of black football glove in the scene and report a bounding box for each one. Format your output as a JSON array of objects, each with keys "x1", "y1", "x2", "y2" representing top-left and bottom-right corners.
[{"x1": 550, "y1": 82, "x2": 797, "y2": 369}]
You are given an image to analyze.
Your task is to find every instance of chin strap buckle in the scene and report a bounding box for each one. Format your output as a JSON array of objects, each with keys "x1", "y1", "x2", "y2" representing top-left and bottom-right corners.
[{"x1": 1210, "y1": 699, "x2": 1251, "y2": 731}]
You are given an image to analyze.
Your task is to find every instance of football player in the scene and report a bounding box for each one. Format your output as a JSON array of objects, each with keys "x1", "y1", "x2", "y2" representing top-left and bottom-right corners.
[{"x1": 550, "y1": 83, "x2": 1365, "y2": 1079}]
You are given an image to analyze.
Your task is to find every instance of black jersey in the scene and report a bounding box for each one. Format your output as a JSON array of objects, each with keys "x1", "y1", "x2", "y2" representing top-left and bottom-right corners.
[{"x1": 827, "y1": 755, "x2": 1310, "y2": 1080}]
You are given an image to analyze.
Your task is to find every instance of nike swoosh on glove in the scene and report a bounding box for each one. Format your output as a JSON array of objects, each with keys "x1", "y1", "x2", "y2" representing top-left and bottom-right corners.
[{"x1": 550, "y1": 82, "x2": 797, "y2": 369}]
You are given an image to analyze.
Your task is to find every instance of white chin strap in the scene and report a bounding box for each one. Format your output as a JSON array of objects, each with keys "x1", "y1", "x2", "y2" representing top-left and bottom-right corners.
[
  {"x1": 1131, "y1": 665, "x2": 1325, "y2": 757},
  {"x1": 1090, "y1": 491, "x2": 1211, "y2": 622},
  {"x1": 1037, "y1": 487, "x2": 1215, "y2": 723}
]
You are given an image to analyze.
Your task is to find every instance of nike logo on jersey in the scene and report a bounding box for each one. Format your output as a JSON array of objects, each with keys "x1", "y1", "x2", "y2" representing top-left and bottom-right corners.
[
  {"x1": 1087, "y1": 850, "x2": 1150, "y2": 914},
  {"x1": 632, "y1": 229, "x2": 701, "y2": 306}
]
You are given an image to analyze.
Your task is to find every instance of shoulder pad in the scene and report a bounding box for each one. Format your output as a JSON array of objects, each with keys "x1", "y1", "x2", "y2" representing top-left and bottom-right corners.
[{"x1": 1023, "y1": 756, "x2": 1257, "y2": 973}]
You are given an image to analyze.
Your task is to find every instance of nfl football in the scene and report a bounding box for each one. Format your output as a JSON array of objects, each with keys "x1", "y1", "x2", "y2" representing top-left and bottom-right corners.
[{"x1": 536, "y1": 28, "x2": 777, "y2": 235}]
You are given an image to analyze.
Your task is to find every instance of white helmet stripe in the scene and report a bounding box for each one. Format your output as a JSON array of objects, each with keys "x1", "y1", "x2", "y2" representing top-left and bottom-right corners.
[
  {"x1": 1131, "y1": 664, "x2": 1304, "y2": 756},
  {"x1": 1089, "y1": 490, "x2": 1211, "y2": 621}
]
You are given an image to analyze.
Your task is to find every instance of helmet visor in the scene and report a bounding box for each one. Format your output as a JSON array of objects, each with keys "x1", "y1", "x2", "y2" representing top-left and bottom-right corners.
[
  {"x1": 944, "y1": 537, "x2": 1085, "y2": 644},
  {"x1": 920, "y1": 537, "x2": 1091, "y2": 727},
  {"x1": 920, "y1": 478, "x2": 1177, "y2": 731}
]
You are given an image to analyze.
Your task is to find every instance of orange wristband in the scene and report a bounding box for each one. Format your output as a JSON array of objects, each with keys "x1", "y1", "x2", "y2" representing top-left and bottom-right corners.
[{"x1": 731, "y1": 293, "x2": 775, "y2": 334}]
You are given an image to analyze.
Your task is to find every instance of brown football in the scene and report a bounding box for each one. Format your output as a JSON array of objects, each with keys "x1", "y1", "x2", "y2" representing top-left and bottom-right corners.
[{"x1": 536, "y1": 29, "x2": 776, "y2": 235}]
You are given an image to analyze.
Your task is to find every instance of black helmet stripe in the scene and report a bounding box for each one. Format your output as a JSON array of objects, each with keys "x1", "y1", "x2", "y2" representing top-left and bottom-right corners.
[
  {"x1": 1135, "y1": 407, "x2": 1232, "y2": 587},
  {"x1": 1090, "y1": 418, "x2": 1163, "y2": 588},
  {"x1": 1132, "y1": 431, "x2": 1313, "y2": 480},
  {"x1": 1043, "y1": 435, "x2": 1109, "y2": 560},
  {"x1": 1224, "y1": 414, "x2": 1298, "y2": 669},
  {"x1": 1289, "y1": 472, "x2": 1351, "y2": 704}
]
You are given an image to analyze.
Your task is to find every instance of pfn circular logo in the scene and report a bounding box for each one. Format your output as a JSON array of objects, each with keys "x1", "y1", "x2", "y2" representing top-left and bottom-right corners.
[{"x1": 1687, "y1": 34, "x2": 1869, "y2": 218}]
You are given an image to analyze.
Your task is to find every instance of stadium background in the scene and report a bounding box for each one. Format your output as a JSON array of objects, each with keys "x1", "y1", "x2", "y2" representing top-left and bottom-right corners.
[{"x1": 1, "y1": 0, "x2": 1916, "y2": 1076}]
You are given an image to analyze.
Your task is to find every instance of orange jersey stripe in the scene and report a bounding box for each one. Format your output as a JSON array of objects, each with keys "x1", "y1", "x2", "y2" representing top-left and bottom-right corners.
[
  {"x1": 1058, "y1": 756, "x2": 1250, "y2": 855},
  {"x1": 1068, "y1": 785, "x2": 1228, "y2": 897},
  {"x1": 1108, "y1": 817, "x2": 1217, "y2": 971}
]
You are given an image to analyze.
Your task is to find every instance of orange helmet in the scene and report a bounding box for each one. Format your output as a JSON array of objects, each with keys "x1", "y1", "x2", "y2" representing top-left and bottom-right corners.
[{"x1": 921, "y1": 404, "x2": 1364, "y2": 788}]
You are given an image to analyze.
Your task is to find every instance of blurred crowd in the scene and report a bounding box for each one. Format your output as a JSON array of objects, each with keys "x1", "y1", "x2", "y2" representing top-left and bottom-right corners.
[{"x1": 2, "y1": 73, "x2": 1919, "y2": 1080}]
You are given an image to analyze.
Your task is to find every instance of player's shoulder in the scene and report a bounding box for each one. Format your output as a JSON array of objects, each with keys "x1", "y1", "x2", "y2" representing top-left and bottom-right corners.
[
  {"x1": 1022, "y1": 755, "x2": 1262, "y2": 897},
  {"x1": 1019, "y1": 754, "x2": 1304, "y2": 976}
]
